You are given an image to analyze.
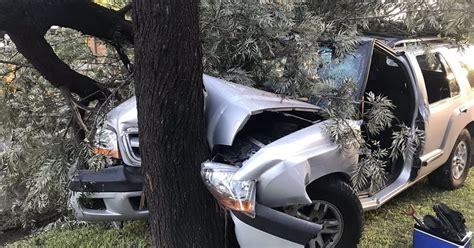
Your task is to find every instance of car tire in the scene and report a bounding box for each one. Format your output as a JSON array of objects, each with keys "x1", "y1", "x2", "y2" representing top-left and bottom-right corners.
[
  {"x1": 428, "y1": 129, "x2": 471, "y2": 190},
  {"x1": 287, "y1": 178, "x2": 363, "y2": 248}
]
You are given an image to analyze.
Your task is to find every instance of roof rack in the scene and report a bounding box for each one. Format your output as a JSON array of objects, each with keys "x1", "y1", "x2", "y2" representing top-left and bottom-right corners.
[
  {"x1": 391, "y1": 37, "x2": 451, "y2": 48},
  {"x1": 363, "y1": 32, "x2": 405, "y2": 39},
  {"x1": 363, "y1": 32, "x2": 452, "y2": 48}
]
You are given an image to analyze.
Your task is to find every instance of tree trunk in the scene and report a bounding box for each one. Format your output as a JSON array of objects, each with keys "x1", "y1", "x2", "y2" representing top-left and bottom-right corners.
[{"x1": 133, "y1": 1, "x2": 225, "y2": 247}]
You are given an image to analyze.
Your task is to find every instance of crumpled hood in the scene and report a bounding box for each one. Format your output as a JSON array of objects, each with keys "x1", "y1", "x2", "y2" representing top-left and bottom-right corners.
[
  {"x1": 105, "y1": 75, "x2": 320, "y2": 149},
  {"x1": 203, "y1": 75, "x2": 320, "y2": 148},
  {"x1": 106, "y1": 96, "x2": 138, "y2": 134}
]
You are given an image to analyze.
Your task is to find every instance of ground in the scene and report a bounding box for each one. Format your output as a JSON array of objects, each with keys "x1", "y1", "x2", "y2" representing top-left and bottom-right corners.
[{"x1": 6, "y1": 171, "x2": 474, "y2": 247}]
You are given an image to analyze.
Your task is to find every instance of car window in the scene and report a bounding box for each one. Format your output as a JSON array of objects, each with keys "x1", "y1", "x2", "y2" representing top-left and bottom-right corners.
[
  {"x1": 416, "y1": 53, "x2": 460, "y2": 104},
  {"x1": 317, "y1": 41, "x2": 372, "y2": 92},
  {"x1": 456, "y1": 47, "x2": 474, "y2": 88},
  {"x1": 437, "y1": 55, "x2": 460, "y2": 96}
]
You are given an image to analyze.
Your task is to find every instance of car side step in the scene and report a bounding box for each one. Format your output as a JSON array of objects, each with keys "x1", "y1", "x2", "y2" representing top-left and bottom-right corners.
[{"x1": 357, "y1": 191, "x2": 371, "y2": 199}]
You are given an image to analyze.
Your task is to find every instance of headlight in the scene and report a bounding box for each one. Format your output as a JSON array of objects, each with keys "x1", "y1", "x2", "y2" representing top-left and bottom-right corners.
[
  {"x1": 93, "y1": 127, "x2": 121, "y2": 159},
  {"x1": 201, "y1": 162, "x2": 256, "y2": 217}
]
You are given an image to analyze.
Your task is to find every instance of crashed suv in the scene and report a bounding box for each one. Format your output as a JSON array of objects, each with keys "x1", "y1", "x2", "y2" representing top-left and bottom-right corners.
[{"x1": 70, "y1": 36, "x2": 474, "y2": 247}]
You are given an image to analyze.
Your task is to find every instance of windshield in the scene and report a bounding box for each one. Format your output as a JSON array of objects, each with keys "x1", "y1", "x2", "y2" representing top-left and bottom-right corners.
[{"x1": 317, "y1": 41, "x2": 373, "y2": 93}]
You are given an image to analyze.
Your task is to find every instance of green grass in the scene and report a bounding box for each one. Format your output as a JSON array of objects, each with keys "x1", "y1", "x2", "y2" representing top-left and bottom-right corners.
[
  {"x1": 7, "y1": 221, "x2": 151, "y2": 248},
  {"x1": 8, "y1": 172, "x2": 474, "y2": 247}
]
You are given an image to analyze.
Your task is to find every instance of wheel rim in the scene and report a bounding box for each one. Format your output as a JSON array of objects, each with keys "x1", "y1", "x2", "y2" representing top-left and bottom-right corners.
[
  {"x1": 286, "y1": 200, "x2": 344, "y2": 248},
  {"x1": 452, "y1": 140, "x2": 468, "y2": 180}
]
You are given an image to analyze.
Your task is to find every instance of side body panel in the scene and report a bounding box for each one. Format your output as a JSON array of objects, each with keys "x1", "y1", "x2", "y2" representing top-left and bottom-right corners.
[
  {"x1": 411, "y1": 48, "x2": 474, "y2": 178},
  {"x1": 233, "y1": 120, "x2": 359, "y2": 207}
]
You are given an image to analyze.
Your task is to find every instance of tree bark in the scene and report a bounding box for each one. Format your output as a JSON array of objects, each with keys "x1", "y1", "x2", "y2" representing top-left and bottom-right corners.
[{"x1": 133, "y1": 0, "x2": 225, "y2": 247}]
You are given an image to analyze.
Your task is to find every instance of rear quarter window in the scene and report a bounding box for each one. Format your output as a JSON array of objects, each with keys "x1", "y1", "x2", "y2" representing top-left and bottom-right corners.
[
  {"x1": 455, "y1": 46, "x2": 474, "y2": 89},
  {"x1": 416, "y1": 53, "x2": 459, "y2": 104}
]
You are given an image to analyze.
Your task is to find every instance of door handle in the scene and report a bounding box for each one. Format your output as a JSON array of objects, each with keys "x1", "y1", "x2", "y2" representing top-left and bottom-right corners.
[{"x1": 460, "y1": 107, "x2": 468, "y2": 113}]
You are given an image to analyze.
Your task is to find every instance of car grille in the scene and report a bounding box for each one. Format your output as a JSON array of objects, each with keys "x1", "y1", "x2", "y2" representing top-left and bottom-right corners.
[
  {"x1": 123, "y1": 127, "x2": 141, "y2": 166},
  {"x1": 129, "y1": 134, "x2": 140, "y2": 158}
]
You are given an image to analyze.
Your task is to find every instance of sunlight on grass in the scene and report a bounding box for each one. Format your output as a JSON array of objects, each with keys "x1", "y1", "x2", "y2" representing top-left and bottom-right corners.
[
  {"x1": 360, "y1": 171, "x2": 474, "y2": 247},
  {"x1": 8, "y1": 221, "x2": 151, "y2": 248}
]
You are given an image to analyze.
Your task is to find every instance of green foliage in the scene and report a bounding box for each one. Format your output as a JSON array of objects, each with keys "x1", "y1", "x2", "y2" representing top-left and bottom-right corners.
[
  {"x1": 201, "y1": 2, "x2": 359, "y2": 96},
  {"x1": 0, "y1": 28, "x2": 133, "y2": 229},
  {"x1": 389, "y1": 125, "x2": 425, "y2": 162},
  {"x1": 0, "y1": 65, "x2": 72, "y2": 228},
  {"x1": 364, "y1": 92, "x2": 395, "y2": 136},
  {"x1": 320, "y1": 84, "x2": 425, "y2": 192},
  {"x1": 353, "y1": 141, "x2": 388, "y2": 193},
  {"x1": 316, "y1": 81, "x2": 394, "y2": 193}
]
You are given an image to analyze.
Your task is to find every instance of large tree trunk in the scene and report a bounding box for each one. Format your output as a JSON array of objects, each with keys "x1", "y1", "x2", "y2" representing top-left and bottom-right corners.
[{"x1": 133, "y1": 1, "x2": 225, "y2": 247}]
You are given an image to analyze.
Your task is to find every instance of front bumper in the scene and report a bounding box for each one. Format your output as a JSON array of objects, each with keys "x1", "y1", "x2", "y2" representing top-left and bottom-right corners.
[
  {"x1": 70, "y1": 191, "x2": 148, "y2": 221},
  {"x1": 69, "y1": 165, "x2": 149, "y2": 221},
  {"x1": 232, "y1": 204, "x2": 322, "y2": 247}
]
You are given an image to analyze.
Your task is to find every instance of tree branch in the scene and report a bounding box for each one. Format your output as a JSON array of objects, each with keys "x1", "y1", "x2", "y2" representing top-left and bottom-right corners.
[
  {"x1": 60, "y1": 87, "x2": 89, "y2": 134},
  {"x1": 47, "y1": 1, "x2": 134, "y2": 44},
  {"x1": 8, "y1": 30, "x2": 109, "y2": 101},
  {"x1": 112, "y1": 43, "x2": 133, "y2": 72},
  {"x1": 0, "y1": 0, "x2": 133, "y2": 102}
]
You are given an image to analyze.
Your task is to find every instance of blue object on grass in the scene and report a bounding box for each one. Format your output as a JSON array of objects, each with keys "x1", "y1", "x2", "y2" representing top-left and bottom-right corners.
[{"x1": 413, "y1": 225, "x2": 472, "y2": 248}]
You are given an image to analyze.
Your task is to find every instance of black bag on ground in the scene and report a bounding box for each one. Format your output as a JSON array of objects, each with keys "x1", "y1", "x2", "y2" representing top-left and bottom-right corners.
[{"x1": 433, "y1": 203, "x2": 467, "y2": 242}]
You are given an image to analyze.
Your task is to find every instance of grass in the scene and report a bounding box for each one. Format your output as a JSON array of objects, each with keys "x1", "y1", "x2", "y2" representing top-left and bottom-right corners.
[
  {"x1": 360, "y1": 171, "x2": 474, "y2": 247},
  {"x1": 7, "y1": 172, "x2": 474, "y2": 247},
  {"x1": 7, "y1": 221, "x2": 151, "y2": 248}
]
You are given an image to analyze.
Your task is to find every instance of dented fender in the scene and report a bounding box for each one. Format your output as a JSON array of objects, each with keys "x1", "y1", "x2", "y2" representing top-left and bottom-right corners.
[{"x1": 233, "y1": 120, "x2": 359, "y2": 207}]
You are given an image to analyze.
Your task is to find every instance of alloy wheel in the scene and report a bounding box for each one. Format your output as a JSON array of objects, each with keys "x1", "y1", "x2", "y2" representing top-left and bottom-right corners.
[
  {"x1": 452, "y1": 140, "x2": 468, "y2": 180},
  {"x1": 286, "y1": 200, "x2": 344, "y2": 248}
]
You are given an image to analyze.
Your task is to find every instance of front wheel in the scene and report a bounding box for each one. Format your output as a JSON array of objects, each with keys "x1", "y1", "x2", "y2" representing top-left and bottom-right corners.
[
  {"x1": 429, "y1": 129, "x2": 471, "y2": 190},
  {"x1": 285, "y1": 178, "x2": 363, "y2": 248}
]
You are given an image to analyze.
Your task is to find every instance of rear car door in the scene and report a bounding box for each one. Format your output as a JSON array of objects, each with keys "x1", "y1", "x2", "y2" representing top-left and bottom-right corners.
[{"x1": 416, "y1": 48, "x2": 471, "y2": 173}]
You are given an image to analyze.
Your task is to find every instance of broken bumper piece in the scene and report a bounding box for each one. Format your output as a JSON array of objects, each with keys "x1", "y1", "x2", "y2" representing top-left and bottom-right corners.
[
  {"x1": 232, "y1": 204, "x2": 322, "y2": 247},
  {"x1": 69, "y1": 165, "x2": 148, "y2": 221}
]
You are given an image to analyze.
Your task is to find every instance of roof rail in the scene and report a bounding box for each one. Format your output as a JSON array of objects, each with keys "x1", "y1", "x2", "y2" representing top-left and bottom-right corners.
[
  {"x1": 392, "y1": 37, "x2": 451, "y2": 48},
  {"x1": 363, "y1": 32, "x2": 405, "y2": 40}
]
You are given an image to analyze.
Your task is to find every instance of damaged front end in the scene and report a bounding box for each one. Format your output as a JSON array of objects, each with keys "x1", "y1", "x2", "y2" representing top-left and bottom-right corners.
[
  {"x1": 69, "y1": 165, "x2": 147, "y2": 221},
  {"x1": 201, "y1": 76, "x2": 358, "y2": 247},
  {"x1": 69, "y1": 97, "x2": 148, "y2": 221}
]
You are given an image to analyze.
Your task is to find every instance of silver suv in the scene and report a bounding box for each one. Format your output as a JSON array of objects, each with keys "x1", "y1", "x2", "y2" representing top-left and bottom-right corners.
[{"x1": 70, "y1": 36, "x2": 474, "y2": 247}]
